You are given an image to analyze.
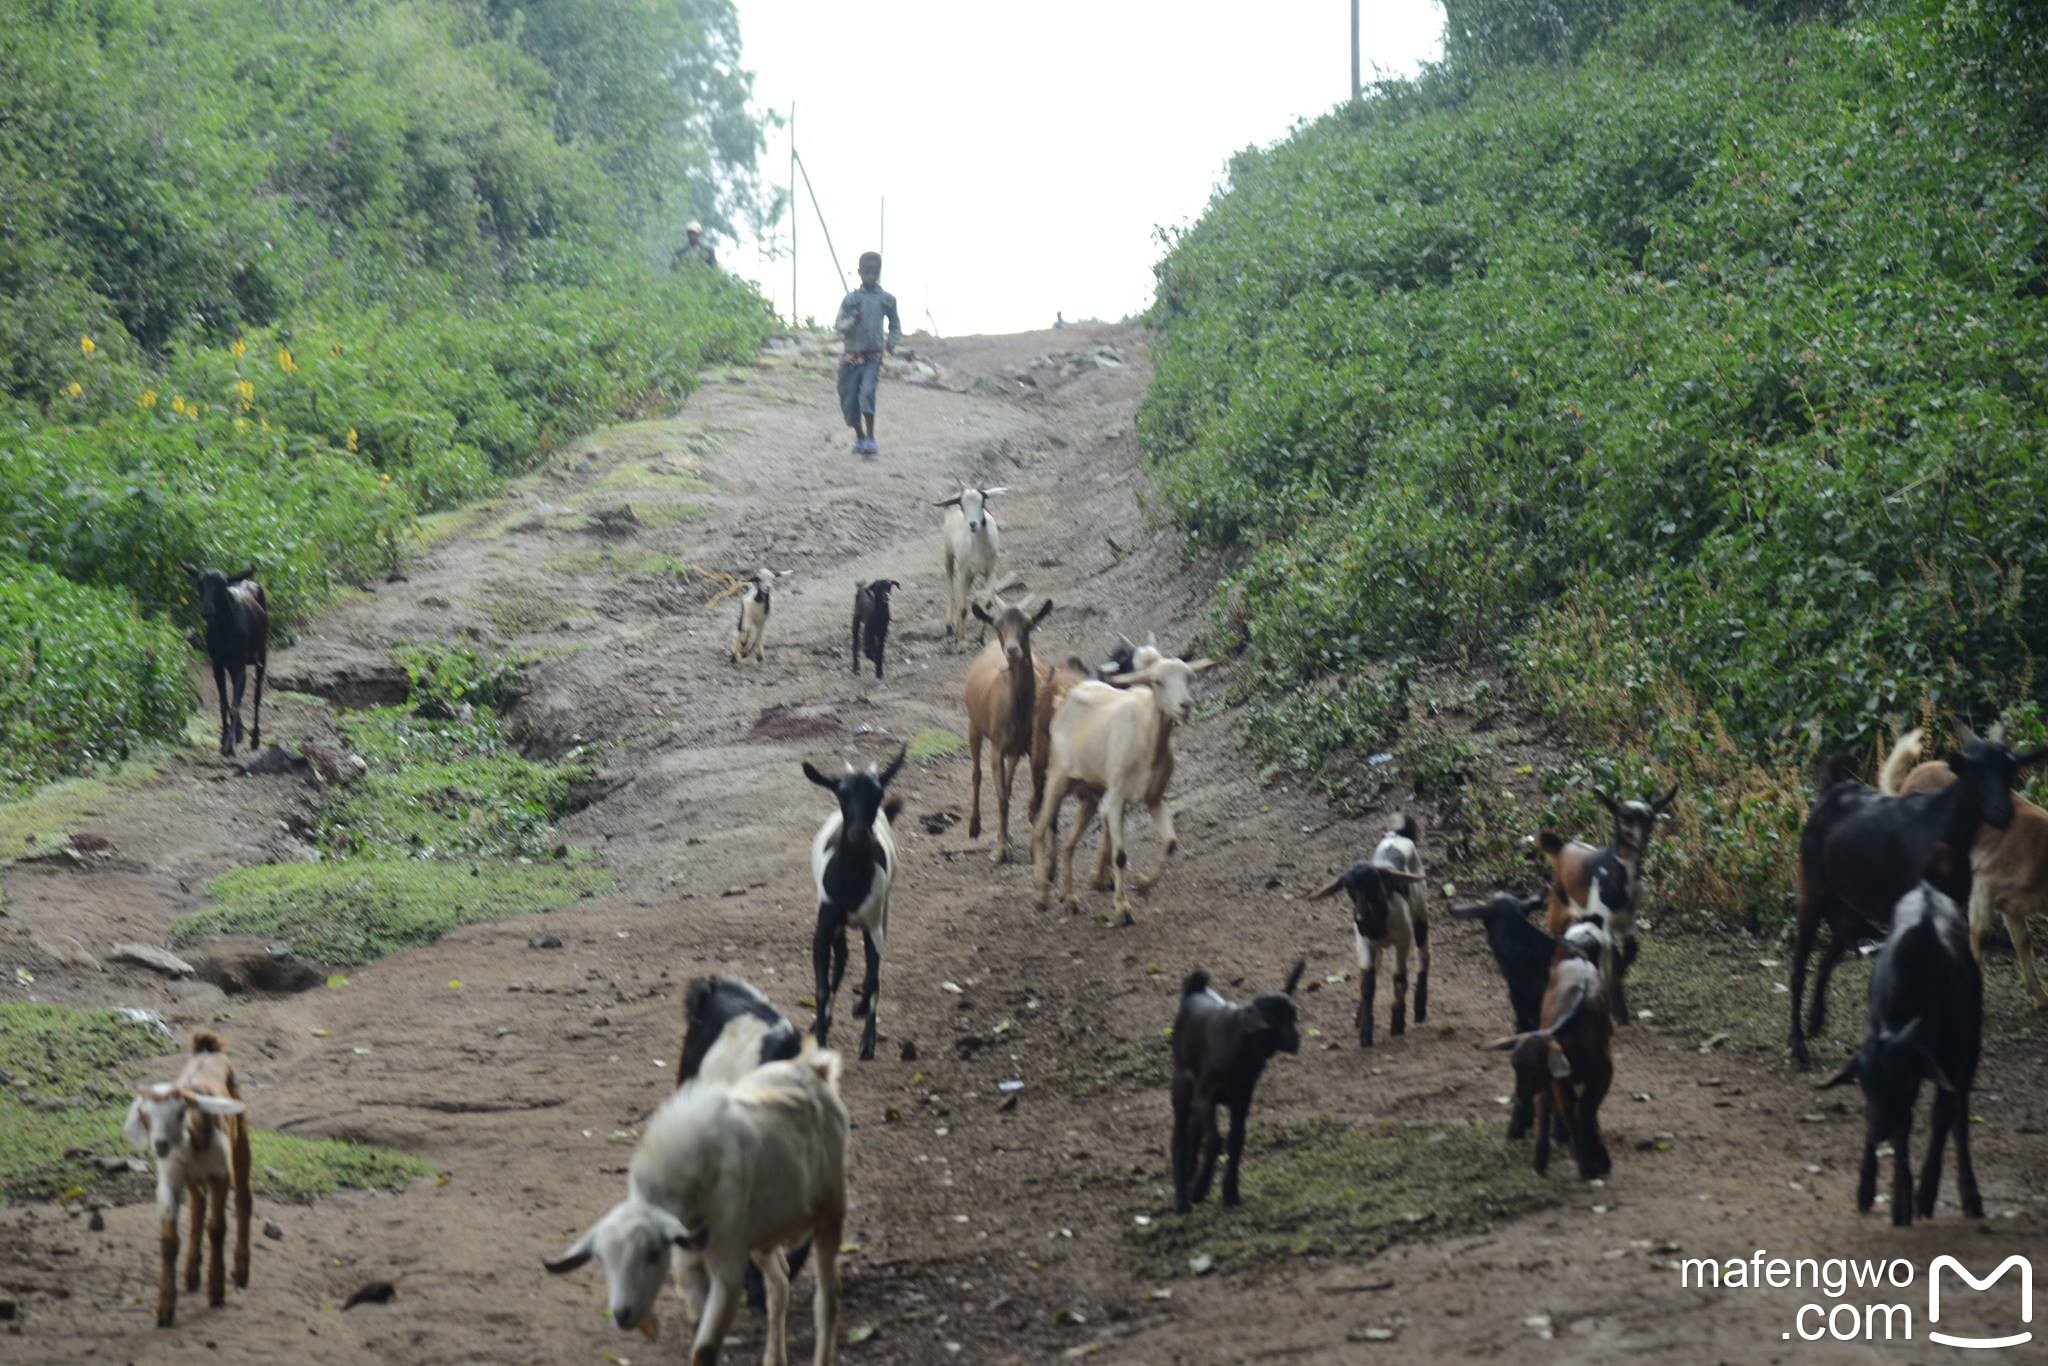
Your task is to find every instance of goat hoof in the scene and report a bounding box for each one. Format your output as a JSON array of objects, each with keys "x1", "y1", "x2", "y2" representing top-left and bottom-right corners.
[{"x1": 1117, "y1": 910, "x2": 1136, "y2": 928}]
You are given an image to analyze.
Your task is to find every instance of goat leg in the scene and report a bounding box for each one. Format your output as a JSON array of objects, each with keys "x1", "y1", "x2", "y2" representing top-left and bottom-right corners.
[
  {"x1": 1889, "y1": 1131, "x2": 1914, "y2": 1227},
  {"x1": 184, "y1": 1175, "x2": 204, "y2": 1291},
  {"x1": 1579, "y1": 1077, "x2": 1611, "y2": 1178},
  {"x1": 248, "y1": 658, "x2": 264, "y2": 750},
  {"x1": 1170, "y1": 1083, "x2": 1195, "y2": 1213},
  {"x1": 212, "y1": 661, "x2": 233, "y2": 757},
  {"x1": 157, "y1": 1207, "x2": 180, "y2": 1327},
  {"x1": 1949, "y1": 1087, "x2": 1984, "y2": 1219},
  {"x1": 1786, "y1": 903, "x2": 1825, "y2": 1066},
  {"x1": 1610, "y1": 939, "x2": 1634, "y2": 1026},
  {"x1": 1413, "y1": 916, "x2": 1429, "y2": 1024},
  {"x1": 1105, "y1": 798, "x2": 1134, "y2": 925},
  {"x1": 994, "y1": 751, "x2": 1016, "y2": 864},
  {"x1": 1807, "y1": 937, "x2": 1846, "y2": 1043},
  {"x1": 754, "y1": 1247, "x2": 791, "y2": 1366},
  {"x1": 1221, "y1": 1100, "x2": 1250, "y2": 1207},
  {"x1": 206, "y1": 1176, "x2": 228, "y2": 1306},
  {"x1": 689, "y1": 1271, "x2": 739, "y2": 1366},
  {"x1": 1998, "y1": 891, "x2": 2048, "y2": 1011},
  {"x1": 1854, "y1": 1135, "x2": 1879, "y2": 1214},
  {"x1": 812, "y1": 1215, "x2": 843, "y2": 1366},
  {"x1": 1189, "y1": 1099, "x2": 1223, "y2": 1205},
  {"x1": 1532, "y1": 1088, "x2": 1554, "y2": 1175},
  {"x1": 1917, "y1": 1090, "x2": 1954, "y2": 1221},
  {"x1": 1357, "y1": 941, "x2": 1377, "y2": 1048},
  {"x1": 1133, "y1": 799, "x2": 1176, "y2": 891},
  {"x1": 1507, "y1": 1088, "x2": 1533, "y2": 1141},
  {"x1": 855, "y1": 928, "x2": 881, "y2": 1062},
  {"x1": 231, "y1": 1122, "x2": 251, "y2": 1288},
  {"x1": 1390, "y1": 941, "x2": 1409, "y2": 1037},
  {"x1": 810, "y1": 916, "x2": 835, "y2": 1047},
  {"x1": 228, "y1": 664, "x2": 248, "y2": 750}
]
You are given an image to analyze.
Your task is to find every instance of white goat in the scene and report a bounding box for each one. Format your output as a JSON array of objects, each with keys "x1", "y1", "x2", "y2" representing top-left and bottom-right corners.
[
  {"x1": 1305, "y1": 817, "x2": 1431, "y2": 1046},
  {"x1": 124, "y1": 1031, "x2": 252, "y2": 1327},
  {"x1": 730, "y1": 567, "x2": 783, "y2": 664},
  {"x1": 1031, "y1": 653, "x2": 1219, "y2": 922},
  {"x1": 934, "y1": 485, "x2": 1006, "y2": 650},
  {"x1": 545, "y1": 1049, "x2": 849, "y2": 1366}
]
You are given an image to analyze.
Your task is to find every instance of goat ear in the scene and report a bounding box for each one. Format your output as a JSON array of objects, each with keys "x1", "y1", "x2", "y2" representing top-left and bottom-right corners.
[
  {"x1": 800, "y1": 762, "x2": 838, "y2": 792},
  {"x1": 1480, "y1": 1035, "x2": 1522, "y2": 1052},
  {"x1": 1380, "y1": 867, "x2": 1426, "y2": 884},
  {"x1": 180, "y1": 561, "x2": 202, "y2": 579},
  {"x1": 188, "y1": 1094, "x2": 245, "y2": 1117},
  {"x1": 1592, "y1": 788, "x2": 1619, "y2": 815},
  {"x1": 1546, "y1": 1041, "x2": 1572, "y2": 1080},
  {"x1": 1815, "y1": 1055, "x2": 1860, "y2": 1090},
  {"x1": 1915, "y1": 1046, "x2": 1959, "y2": 1095},
  {"x1": 1521, "y1": 894, "x2": 1547, "y2": 917},
  {"x1": 933, "y1": 495, "x2": 962, "y2": 508},
  {"x1": 122, "y1": 1098, "x2": 150, "y2": 1150},
  {"x1": 1953, "y1": 719, "x2": 1982, "y2": 748},
  {"x1": 877, "y1": 745, "x2": 906, "y2": 788},
  {"x1": 2015, "y1": 745, "x2": 2048, "y2": 767},
  {"x1": 971, "y1": 602, "x2": 993, "y2": 625},
  {"x1": 1281, "y1": 959, "x2": 1306, "y2": 996},
  {"x1": 1652, "y1": 784, "x2": 1679, "y2": 813},
  {"x1": 1117, "y1": 632, "x2": 1136, "y2": 651},
  {"x1": 1890, "y1": 1016, "x2": 1924, "y2": 1050},
  {"x1": 1447, "y1": 903, "x2": 1485, "y2": 921},
  {"x1": 227, "y1": 566, "x2": 256, "y2": 584},
  {"x1": 1030, "y1": 597, "x2": 1054, "y2": 627},
  {"x1": 1187, "y1": 657, "x2": 1222, "y2": 674},
  {"x1": 981, "y1": 486, "x2": 1009, "y2": 497},
  {"x1": 1303, "y1": 875, "x2": 1347, "y2": 901},
  {"x1": 541, "y1": 1225, "x2": 598, "y2": 1274}
]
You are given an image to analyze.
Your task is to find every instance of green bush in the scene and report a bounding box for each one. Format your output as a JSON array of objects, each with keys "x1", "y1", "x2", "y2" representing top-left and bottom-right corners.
[{"x1": 1145, "y1": 0, "x2": 2048, "y2": 928}]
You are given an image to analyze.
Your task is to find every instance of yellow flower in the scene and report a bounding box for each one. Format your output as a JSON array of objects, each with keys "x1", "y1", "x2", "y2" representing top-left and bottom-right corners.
[
  {"x1": 190, "y1": 403, "x2": 201, "y2": 418},
  {"x1": 277, "y1": 346, "x2": 298, "y2": 374},
  {"x1": 65, "y1": 380, "x2": 82, "y2": 398},
  {"x1": 171, "y1": 395, "x2": 186, "y2": 414},
  {"x1": 259, "y1": 419, "x2": 270, "y2": 433},
  {"x1": 79, "y1": 336, "x2": 95, "y2": 356},
  {"x1": 233, "y1": 416, "x2": 249, "y2": 433},
  {"x1": 230, "y1": 337, "x2": 247, "y2": 359},
  {"x1": 346, "y1": 427, "x2": 358, "y2": 453},
  {"x1": 330, "y1": 343, "x2": 342, "y2": 357},
  {"x1": 139, "y1": 389, "x2": 157, "y2": 408},
  {"x1": 236, "y1": 379, "x2": 255, "y2": 410}
]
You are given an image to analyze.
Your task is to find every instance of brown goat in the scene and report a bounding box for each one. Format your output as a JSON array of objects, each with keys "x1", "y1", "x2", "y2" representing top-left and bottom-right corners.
[
  {"x1": 1484, "y1": 953, "x2": 1613, "y2": 1179},
  {"x1": 1538, "y1": 786, "x2": 1674, "y2": 1025},
  {"x1": 124, "y1": 1032, "x2": 252, "y2": 1327},
  {"x1": 964, "y1": 596, "x2": 1053, "y2": 861},
  {"x1": 1883, "y1": 728, "x2": 2048, "y2": 1011}
]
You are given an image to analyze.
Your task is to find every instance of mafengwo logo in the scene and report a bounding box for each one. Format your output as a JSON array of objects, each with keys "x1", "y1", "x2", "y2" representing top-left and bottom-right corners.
[{"x1": 1679, "y1": 1250, "x2": 2032, "y2": 1347}]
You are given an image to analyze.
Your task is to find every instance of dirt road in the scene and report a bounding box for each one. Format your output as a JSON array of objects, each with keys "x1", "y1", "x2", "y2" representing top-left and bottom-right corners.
[{"x1": 3, "y1": 327, "x2": 2042, "y2": 1363}]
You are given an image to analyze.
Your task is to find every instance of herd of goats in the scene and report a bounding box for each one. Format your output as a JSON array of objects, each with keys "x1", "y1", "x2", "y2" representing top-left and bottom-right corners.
[{"x1": 120, "y1": 486, "x2": 2047, "y2": 1363}]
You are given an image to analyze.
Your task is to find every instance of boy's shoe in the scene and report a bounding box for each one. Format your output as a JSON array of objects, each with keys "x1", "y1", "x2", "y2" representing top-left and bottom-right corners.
[
  {"x1": 850, "y1": 437, "x2": 865, "y2": 453},
  {"x1": 862, "y1": 439, "x2": 879, "y2": 456}
]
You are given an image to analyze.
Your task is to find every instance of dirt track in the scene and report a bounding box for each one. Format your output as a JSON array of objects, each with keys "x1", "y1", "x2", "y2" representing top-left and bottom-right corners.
[{"x1": 3, "y1": 327, "x2": 2042, "y2": 1364}]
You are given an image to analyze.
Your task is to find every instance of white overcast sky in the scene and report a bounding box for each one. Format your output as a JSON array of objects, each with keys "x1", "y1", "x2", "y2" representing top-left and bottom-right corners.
[{"x1": 724, "y1": 2, "x2": 1445, "y2": 336}]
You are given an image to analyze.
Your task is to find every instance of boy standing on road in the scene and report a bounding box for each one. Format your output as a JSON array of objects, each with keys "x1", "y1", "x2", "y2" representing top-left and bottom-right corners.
[{"x1": 835, "y1": 251, "x2": 901, "y2": 456}]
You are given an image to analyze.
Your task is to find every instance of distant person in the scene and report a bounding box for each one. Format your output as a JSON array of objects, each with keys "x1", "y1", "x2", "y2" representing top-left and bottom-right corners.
[
  {"x1": 673, "y1": 220, "x2": 717, "y2": 269},
  {"x1": 1054, "y1": 311, "x2": 1066, "y2": 329},
  {"x1": 834, "y1": 250, "x2": 901, "y2": 457}
]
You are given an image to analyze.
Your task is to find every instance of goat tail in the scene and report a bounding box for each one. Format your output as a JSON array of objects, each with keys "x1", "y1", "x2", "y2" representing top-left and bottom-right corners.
[
  {"x1": 190, "y1": 1029, "x2": 226, "y2": 1055},
  {"x1": 881, "y1": 793, "x2": 905, "y2": 824},
  {"x1": 1391, "y1": 812, "x2": 1420, "y2": 843},
  {"x1": 1180, "y1": 967, "x2": 1212, "y2": 998},
  {"x1": 1544, "y1": 980, "x2": 1590, "y2": 1039},
  {"x1": 1878, "y1": 728, "x2": 1926, "y2": 796},
  {"x1": 798, "y1": 1038, "x2": 844, "y2": 1092}
]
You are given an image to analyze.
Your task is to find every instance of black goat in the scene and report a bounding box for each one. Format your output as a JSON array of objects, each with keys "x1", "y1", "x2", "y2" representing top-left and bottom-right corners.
[
  {"x1": 1170, "y1": 961, "x2": 1305, "y2": 1214},
  {"x1": 672, "y1": 975, "x2": 809, "y2": 1314},
  {"x1": 1789, "y1": 723, "x2": 2038, "y2": 1065},
  {"x1": 803, "y1": 747, "x2": 905, "y2": 1061},
  {"x1": 183, "y1": 564, "x2": 268, "y2": 758},
  {"x1": 1450, "y1": 892, "x2": 1556, "y2": 1034},
  {"x1": 850, "y1": 578, "x2": 900, "y2": 679},
  {"x1": 1818, "y1": 884, "x2": 1984, "y2": 1226}
]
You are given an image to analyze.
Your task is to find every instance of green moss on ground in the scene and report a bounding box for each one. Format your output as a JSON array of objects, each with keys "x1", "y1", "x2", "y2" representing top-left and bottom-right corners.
[
  {"x1": 1133, "y1": 1117, "x2": 1555, "y2": 1277},
  {"x1": 1050, "y1": 1031, "x2": 1173, "y2": 1098},
  {"x1": 906, "y1": 728, "x2": 965, "y2": 764}
]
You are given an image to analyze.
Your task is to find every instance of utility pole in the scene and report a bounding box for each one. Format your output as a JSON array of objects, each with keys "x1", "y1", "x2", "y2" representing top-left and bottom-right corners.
[
  {"x1": 789, "y1": 103, "x2": 797, "y2": 327},
  {"x1": 879, "y1": 197, "x2": 885, "y2": 258},
  {"x1": 1350, "y1": 0, "x2": 1361, "y2": 100}
]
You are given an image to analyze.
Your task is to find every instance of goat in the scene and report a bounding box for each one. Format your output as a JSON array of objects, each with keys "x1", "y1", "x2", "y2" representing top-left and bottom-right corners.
[
  {"x1": 183, "y1": 563, "x2": 268, "y2": 757},
  {"x1": 1789, "y1": 722, "x2": 2038, "y2": 1065},
  {"x1": 674, "y1": 975, "x2": 810, "y2": 1318},
  {"x1": 1450, "y1": 891, "x2": 1562, "y2": 1139},
  {"x1": 546, "y1": 1048, "x2": 848, "y2": 1365},
  {"x1": 934, "y1": 484, "x2": 1006, "y2": 650},
  {"x1": 849, "y1": 578, "x2": 899, "y2": 680},
  {"x1": 1482, "y1": 951, "x2": 1613, "y2": 1180},
  {"x1": 1028, "y1": 632, "x2": 1156, "y2": 824},
  {"x1": 1817, "y1": 884, "x2": 1984, "y2": 1225},
  {"x1": 804, "y1": 747, "x2": 906, "y2": 1061},
  {"x1": 1882, "y1": 728, "x2": 2048, "y2": 1011},
  {"x1": 1170, "y1": 961, "x2": 1306, "y2": 1213},
  {"x1": 1537, "y1": 785, "x2": 1675, "y2": 1027},
  {"x1": 124, "y1": 1030, "x2": 252, "y2": 1327},
  {"x1": 1031, "y1": 653, "x2": 1220, "y2": 923},
  {"x1": 963, "y1": 595, "x2": 1053, "y2": 862},
  {"x1": 1304, "y1": 816, "x2": 1430, "y2": 1046},
  {"x1": 729, "y1": 567, "x2": 782, "y2": 664}
]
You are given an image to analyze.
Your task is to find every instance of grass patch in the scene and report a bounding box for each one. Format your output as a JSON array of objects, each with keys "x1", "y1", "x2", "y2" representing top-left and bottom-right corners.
[
  {"x1": 624, "y1": 500, "x2": 709, "y2": 529},
  {"x1": 175, "y1": 859, "x2": 613, "y2": 966},
  {"x1": 0, "y1": 757, "x2": 170, "y2": 862},
  {"x1": 591, "y1": 459, "x2": 713, "y2": 496},
  {"x1": 545, "y1": 547, "x2": 688, "y2": 579},
  {"x1": 1050, "y1": 1031, "x2": 1172, "y2": 1098},
  {"x1": 1631, "y1": 929, "x2": 2048, "y2": 1059},
  {"x1": 0, "y1": 1003, "x2": 431, "y2": 1204},
  {"x1": 906, "y1": 727, "x2": 965, "y2": 764},
  {"x1": 1133, "y1": 1117, "x2": 1555, "y2": 1277},
  {"x1": 476, "y1": 587, "x2": 563, "y2": 638}
]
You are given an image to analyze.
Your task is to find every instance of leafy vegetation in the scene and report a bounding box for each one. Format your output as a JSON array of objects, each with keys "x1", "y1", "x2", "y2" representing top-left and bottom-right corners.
[
  {"x1": 0, "y1": 0, "x2": 776, "y2": 796},
  {"x1": 1145, "y1": 0, "x2": 2048, "y2": 927},
  {"x1": 0, "y1": 1003, "x2": 430, "y2": 1203},
  {"x1": 1132, "y1": 1117, "x2": 1554, "y2": 1276}
]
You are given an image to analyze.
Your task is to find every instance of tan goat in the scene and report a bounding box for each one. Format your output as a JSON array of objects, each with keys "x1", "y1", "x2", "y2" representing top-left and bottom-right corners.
[
  {"x1": 964, "y1": 596, "x2": 1052, "y2": 861},
  {"x1": 124, "y1": 1031, "x2": 252, "y2": 1327}
]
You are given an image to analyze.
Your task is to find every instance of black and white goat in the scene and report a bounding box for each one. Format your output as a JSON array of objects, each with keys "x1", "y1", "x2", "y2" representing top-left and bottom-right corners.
[
  {"x1": 184, "y1": 563, "x2": 268, "y2": 757},
  {"x1": 1538, "y1": 786, "x2": 1675, "y2": 1026},
  {"x1": 730, "y1": 567, "x2": 782, "y2": 665},
  {"x1": 1818, "y1": 884, "x2": 1986, "y2": 1226},
  {"x1": 1306, "y1": 816, "x2": 1429, "y2": 1046},
  {"x1": 804, "y1": 747, "x2": 906, "y2": 1062},
  {"x1": 1170, "y1": 961, "x2": 1306, "y2": 1213},
  {"x1": 935, "y1": 484, "x2": 1005, "y2": 650},
  {"x1": 849, "y1": 578, "x2": 900, "y2": 680}
]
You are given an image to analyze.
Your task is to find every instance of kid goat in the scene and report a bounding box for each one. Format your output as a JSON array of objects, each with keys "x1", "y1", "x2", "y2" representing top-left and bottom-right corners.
[
  {"x1": 805, "y1": 747, "x2": 905, "y2": 1061},
  {"x1": 963, "y1": 595, "x2": 1053, "y2": 862},
  {"x1": 849, "y1": 578, "x2": 899, "y2": 680},
  {"x1": 1881, "y1": 728, "x2": 2048, "y2": 1011},
  {"x1": 1789, "y1": 722, "x2": 2036, "y2": 1065},
  {"x1": 730, "y1": 567, "x2": 782, "y2": 664},
  {"x1": 184, "y1": 563, "x2": 268, "y2": 757},
  {"x1": 1305, "y1": 816, "x2": 1430, "y2": 1046},
  {"x1": 1537, "y1": 785, "x2": 1675, "y2": 1026},
  {"x1": 1483, "y1": 949, "x2": 1614, "y2": 1180},
  {"x1": 546, "y1": 1048, "x2": 848, "y2": 1365},
  {"x1": 1031, "y1": 653, "x2": 1219, "y2": 923},
  {"x1": 1171, "y1": 961, "x2": 1306, "y2": 1213},
  {"x1": 125, "y1": 1030, "x2": 252, "y2": 1327},
  {"x1": 1818, "y1": 884, "x2": 1984, "y2": 1226},
  {"x1": 935, "y1": 484, "x2": 1005, "y2": 650}
]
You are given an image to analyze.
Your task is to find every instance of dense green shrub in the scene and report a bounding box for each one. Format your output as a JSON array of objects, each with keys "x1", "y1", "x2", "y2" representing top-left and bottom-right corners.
[
  {"x1": 1145, "y1": 0, "x2": 2048, "y2": 926},
  {"x1": 0, "y1": 0, "x2": 774, "y2": 793}
]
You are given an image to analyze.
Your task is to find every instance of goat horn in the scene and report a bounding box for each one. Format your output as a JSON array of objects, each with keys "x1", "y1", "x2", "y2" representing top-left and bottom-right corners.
[
  {"x1": 1303, "y1": 876, "x2": 1346, "y2": 901},
  {"x1": 1954, "y1": 719, "x2": 1983, "y2": 747},
  {"x1": 933, "y1": 496, "x2": 962, "y2": 508},
  {"x1": 981, "y1": 485, "x2": 1010, "y2": 497}
]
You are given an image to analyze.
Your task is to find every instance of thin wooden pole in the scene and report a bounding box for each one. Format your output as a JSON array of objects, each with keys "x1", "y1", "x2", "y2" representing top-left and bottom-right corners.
[
  {"x1": 789, "y1": 103, "x2": 797, "y2": 326},
  {"x1": 1351, "y1": 0, "x2": 1361, "y2": 100}
]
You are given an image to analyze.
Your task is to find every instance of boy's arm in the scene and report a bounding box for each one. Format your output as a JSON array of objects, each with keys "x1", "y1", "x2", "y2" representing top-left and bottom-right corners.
[
  {"x1": 884, "y1": 294, "x2": 903, "y2": 350},
  {"x1": 833, "y1": 291, "x2": 860, "y2": 336}
]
